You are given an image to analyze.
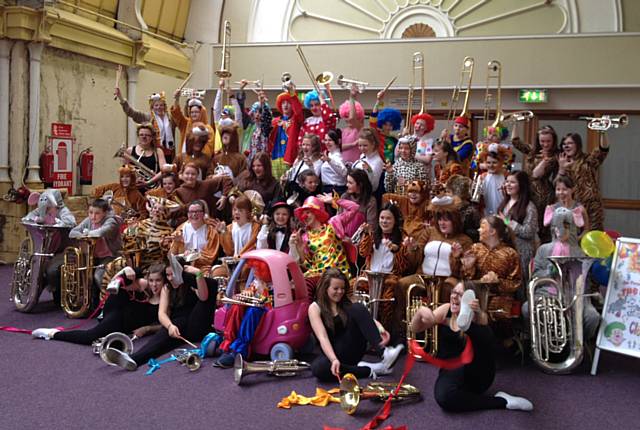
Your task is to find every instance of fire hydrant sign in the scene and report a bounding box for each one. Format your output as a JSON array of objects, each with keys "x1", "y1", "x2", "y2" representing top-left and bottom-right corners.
[{"x1": 51, "y1": 137, "x2": 74, "y2": 194}]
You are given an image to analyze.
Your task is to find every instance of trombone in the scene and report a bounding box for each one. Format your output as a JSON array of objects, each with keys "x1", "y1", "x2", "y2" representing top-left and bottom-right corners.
[
  {"x1": 447, "y1": 56, "x2": 474, "y2": 125},
  {"x1": 296, "y1": 45, "x2": 335, "y2": 109},
  {"x1": 215, "y1": 20, "x2": 232, "y2": 103},
  {"x1": 405, "y1": 52, "x2": 425, "y2": 134},
  {"x1": 483, "y1": 60, "x2": 502, "y2": 128}
]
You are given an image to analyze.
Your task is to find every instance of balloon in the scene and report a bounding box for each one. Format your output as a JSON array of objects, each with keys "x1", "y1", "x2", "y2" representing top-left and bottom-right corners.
[
  {"x1": 580, "y1": 230, "x2": 615, "y2": 258},
  {"x1": 605, "y1": 229, "x2": 622, "y2": 241},
  {"x1": 591, "y1": 258, "x2": 611, "y2": 286}
]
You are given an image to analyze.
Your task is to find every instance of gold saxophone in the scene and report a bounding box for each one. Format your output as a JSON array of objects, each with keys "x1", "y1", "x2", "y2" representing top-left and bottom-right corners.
[{"x1": 60, "y1": 237, "x2": 99, "y2": 318}]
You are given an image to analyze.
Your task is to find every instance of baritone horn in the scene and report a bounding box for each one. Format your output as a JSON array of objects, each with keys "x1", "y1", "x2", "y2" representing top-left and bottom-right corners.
[
  {"x1": 406, "y1": 275, "x2": 441, "y2": 357},
  {"x1": 337, "y1": 74, "x2": 368, "y2": 93},
  {"x1": 97, "y1": 332, "x2": 135, "y2": 364},
  {"x1": 114, "y1": 144, "x2": 157, "y2": 186},
  {"x1": 339, "y1": 373, "x2": 421, "y2": 415},
  {"x1": 234, "y1": 354, "x2": 311, "y2": 385}
]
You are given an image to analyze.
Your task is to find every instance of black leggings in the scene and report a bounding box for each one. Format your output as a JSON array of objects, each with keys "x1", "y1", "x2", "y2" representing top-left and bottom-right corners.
[
  {"x1": 53, "y1": 289, "x2": 157, "y2": 345},
  {"x1": 130, "y1": 287, "x2": 216, "y2": 366},
  {"x1": 311, "y1": 303, "x2": 383, "y2": 382},
  {"x1": 434, "y1": 324, "x2": 507, "y2": 412}
]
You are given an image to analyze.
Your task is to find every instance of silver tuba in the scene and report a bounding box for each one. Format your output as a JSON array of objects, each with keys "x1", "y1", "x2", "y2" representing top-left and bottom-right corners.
[
  {"x1": 528, "y1": 256, "x2": 595, "y2": 374},
  {"x1": 233, "y1": 354, "x2": 311, "y2": 385},
  {"x1": 96, "y1": 332, "x2": 135, "y2": 364}
]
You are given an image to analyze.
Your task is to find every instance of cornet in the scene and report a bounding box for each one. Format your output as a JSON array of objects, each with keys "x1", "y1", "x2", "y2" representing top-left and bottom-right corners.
[
  {"x1": 581, "y1": 114, "x2": 628, "y2": 131},
  {"x1": 281, "y1": 72, "x2": 294, "y2": 93},
  {"x1": 337, "y1": 74, "x2": 368, "y2": 93}
]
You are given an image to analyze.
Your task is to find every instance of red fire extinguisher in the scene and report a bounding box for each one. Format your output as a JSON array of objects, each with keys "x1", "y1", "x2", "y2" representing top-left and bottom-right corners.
[
  {"x1": 78, "y1": 147, "x2": 94, "y2": 185},
  {"x1": 40, "y1": 147, "x2": 54, "y2": 187}
]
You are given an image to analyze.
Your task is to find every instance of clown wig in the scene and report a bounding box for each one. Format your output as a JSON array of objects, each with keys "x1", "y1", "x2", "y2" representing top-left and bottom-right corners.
[
  {"x1": 303, "y1": 90, "x2": 320, "y2": 110},
  {"x1": 338, "y1": 99, "x2": 365, "y2": 120},
  {"x1": 377, "y1": 108, "x2": 402, "y2": 130}
]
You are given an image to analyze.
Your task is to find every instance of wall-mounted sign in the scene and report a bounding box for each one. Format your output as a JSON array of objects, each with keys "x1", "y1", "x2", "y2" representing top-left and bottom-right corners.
[{"x1": 519, "y1": 89, "x2": 548, "y2": 103}]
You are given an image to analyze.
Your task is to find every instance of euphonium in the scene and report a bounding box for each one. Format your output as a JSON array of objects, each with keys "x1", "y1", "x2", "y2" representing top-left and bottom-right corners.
[
  {"x1": 406, "y1": 275, "x2": 441, "y2": 356},
  {"x1": 175, "y1": 349, "x2": 202, "y2": 371},
  {"x1": 113, "y1": 146, "x2": 156, "y2": 185},
  {"x1": 60, "y1": 237, "x2": 98, "y2": 318},
  {"x1": 528, "y1": 256, "x2": 594, "y2": 374},
  {"x1": 97, "y1": 332, "x2": 135, "y2": 364},
  {"x1": 339, "y1": 373, "x2": 421, "y2": 415},
  {"x1": 233, "y1": 354, "x2": 311, "y2": 385}
]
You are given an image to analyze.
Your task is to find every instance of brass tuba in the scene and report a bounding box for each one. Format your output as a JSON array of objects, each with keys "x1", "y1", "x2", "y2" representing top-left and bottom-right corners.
[
  {"x1": 528, "y1": 256, "x2": 595, "y2": 374},
  {"x1": 233, "y1": 354, "x2": 311, "y2": 385},
  {"x1": 339, "y1": 373, "x2": 421, "y2": 415},
  {"x1": 96, "y1": 332, "x2": 135, "y2": 364},
  {"x1": 60, "y1": 237, "x2": 99, "y2": 318},
  {"x1": 406, "y1": 275, "x2": 441, "y2": 356}
]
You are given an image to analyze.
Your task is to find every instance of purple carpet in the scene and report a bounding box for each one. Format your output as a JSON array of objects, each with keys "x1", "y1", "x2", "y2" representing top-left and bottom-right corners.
[{"x1": 1, "y1": 264, "x2": 638, "y2": 430}]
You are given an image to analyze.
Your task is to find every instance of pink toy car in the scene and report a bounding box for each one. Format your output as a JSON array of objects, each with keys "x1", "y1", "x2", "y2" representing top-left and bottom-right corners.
[{"x1": 213, "y1": 249, "x2": 311, "y2": 360}]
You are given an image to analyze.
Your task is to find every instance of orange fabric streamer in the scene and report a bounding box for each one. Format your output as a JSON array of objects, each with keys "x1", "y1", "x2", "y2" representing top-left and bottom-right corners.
[{"x1": 277, "y1": 388, "x2": 340, "y2": 409}]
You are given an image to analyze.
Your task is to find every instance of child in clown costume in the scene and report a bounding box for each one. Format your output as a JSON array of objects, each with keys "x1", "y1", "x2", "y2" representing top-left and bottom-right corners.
[
  {"x1": 441, "y1": 115, "x2": 475, "y2": 175},
  {"x1": 269, "y1": 84, "x2": 304, "y2": 179},
  {"x1": 370, "y1": 90, "x2": 402, "y2": 163}
]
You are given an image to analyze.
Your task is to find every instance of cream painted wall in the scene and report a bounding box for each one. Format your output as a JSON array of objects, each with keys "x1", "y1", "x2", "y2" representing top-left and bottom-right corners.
[{"x1": 39, "y1": 47, "x2": 182, "y2": 192}]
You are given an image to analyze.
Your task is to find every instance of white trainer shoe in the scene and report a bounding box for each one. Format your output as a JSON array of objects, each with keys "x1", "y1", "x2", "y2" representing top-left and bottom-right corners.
[
  {"x1": 457, "y1": 289, "x2": 476, "y2": 332},
  {"x1": 32, "y1": 328, "x2": 59, "y2": 340},
  {"x1": 381, "y1": 344, "x2": 404, "y2": 369}
]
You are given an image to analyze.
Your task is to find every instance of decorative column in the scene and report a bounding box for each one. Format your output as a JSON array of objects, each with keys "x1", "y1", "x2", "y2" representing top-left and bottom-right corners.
[
  {"x1": 126, "y1": 66, "x2": 139, "y2": 147},
  {"x1": 0, "y1": 40, "x2": 13, "y2": 184},
  {"x1": 25, "y1": 42, "x2": 44, "y2": 186}
]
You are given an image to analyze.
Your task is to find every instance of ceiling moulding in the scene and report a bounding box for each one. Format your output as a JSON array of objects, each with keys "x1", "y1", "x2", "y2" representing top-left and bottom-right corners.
[{"x1": 0, "y1": 4, "x2": 190, "y2": 77}]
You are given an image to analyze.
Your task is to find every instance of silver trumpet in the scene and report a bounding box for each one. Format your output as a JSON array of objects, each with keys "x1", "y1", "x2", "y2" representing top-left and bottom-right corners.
[
  {"x1": 233, "y1": 354, "x2": 311, "y2": 385},
  {"x1": 528, "y1": 256, "x2": 596, "y2": 374},
  {"x1": 337, "y1": 74, "x2": 368, "y2": 93},
  {"x1": 581, "y1": 114, "x2": 628, "y2": 132},
  {"x1": 175, "y1": 349, "x2": 203, "y2": 371},
  {"x1": 501, "y1": 110, "x2": 534, "y2": 123}
]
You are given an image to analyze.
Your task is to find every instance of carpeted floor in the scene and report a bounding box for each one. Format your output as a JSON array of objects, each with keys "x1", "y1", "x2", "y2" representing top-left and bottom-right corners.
[{"x1": 1, "y1": 264, "x2": 638, "y2": 430}]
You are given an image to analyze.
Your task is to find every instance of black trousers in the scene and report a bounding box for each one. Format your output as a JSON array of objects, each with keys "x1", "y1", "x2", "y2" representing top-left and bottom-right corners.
[
  {"x1": 130, "y1": 285, "x2": 216, "y2": 366},
  {"x1": 434, "y1": 324, "x2": 507, "y2": 412},
  {"x1": 311, "y1": 303, "x2": 383, "y2": 382},
  {"x1": 53, "y1": 289, "x2": 157, "y2": 345}
]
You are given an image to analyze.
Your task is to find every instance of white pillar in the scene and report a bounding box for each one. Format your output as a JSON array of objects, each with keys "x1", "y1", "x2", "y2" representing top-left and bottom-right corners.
[
  {"x1": 0, "y1": 39, "x2": 13, "y2": 183},
  {"x1": 126, "y1": 66, "x2": 139, "y2": 147},
  {"x1": 26, "y1": 42, "x2": 44, "y2": 185}
]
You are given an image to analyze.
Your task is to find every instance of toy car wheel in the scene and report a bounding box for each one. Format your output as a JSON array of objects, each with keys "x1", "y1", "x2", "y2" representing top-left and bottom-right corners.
[{"x1": 270, "y1": 342, "x2": 293, "y2": 361}]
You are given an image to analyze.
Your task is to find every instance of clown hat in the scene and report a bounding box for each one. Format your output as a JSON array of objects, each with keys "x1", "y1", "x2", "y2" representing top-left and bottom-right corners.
[
  {"x1": 454, "y1": 116, "x2": 470, "y2": 128},
  {"x1": 294, "y1": 196, "x2": 330, "y2": 224},
  {"x1": 268, "y1": 199, "x2": 293, "y2": 217}
]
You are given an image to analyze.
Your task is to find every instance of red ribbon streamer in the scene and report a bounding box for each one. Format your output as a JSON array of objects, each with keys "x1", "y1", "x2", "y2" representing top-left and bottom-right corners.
[
  {"x1": 408, "y1": 338, "x2": 474, "y2": 370},
  {"x1": 0, "y1": 295, "x2": 108, "y2": 335}
]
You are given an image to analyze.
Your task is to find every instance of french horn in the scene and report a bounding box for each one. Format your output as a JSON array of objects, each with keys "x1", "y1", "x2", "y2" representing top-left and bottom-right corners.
[
  {"x1": 233, "y1": 354, "x2": 311, "y2": 385},
  {"x1": 339, "y1": 373, "x2": 421, "y2": 415}
]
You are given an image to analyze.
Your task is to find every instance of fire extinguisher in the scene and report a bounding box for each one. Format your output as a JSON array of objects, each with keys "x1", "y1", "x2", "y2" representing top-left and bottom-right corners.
[
  {"x1": 40, "y1": 147, "x2": 54, "y2": 187},
  {"x1": 78, "y1": 147, "x2": 94, "y2": 185}
]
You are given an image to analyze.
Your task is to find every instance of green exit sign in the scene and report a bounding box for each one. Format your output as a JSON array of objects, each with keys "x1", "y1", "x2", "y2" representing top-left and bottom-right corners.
[{"x1": 519, "y1": 89, "x2": 548, "y2": 103}]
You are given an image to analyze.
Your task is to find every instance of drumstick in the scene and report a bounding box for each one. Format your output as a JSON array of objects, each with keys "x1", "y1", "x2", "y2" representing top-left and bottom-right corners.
[
  {"x1": 177, "y1": 72, "x2": 194, "y2": 93},
  {"x1": 381, "y1": 76, "x2": 397, "y2": 94},
  {"x1": 178, "y1": 335, "x2": 198, "y2": 349},
  {"x1": 114, "y1": 65, "x2": 122, "y2": 100}
]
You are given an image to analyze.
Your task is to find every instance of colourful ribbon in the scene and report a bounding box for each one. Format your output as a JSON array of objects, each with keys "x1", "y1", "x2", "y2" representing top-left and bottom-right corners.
[
  {"x1": 277, "y1": 388, "x2": 341, "y2": 409},
  {"x1": 408, "y1": 338, "x2": 474, "y2": 370},
  {"x1": 0, "y1": 295, "x2": 108, "y2": 335}
]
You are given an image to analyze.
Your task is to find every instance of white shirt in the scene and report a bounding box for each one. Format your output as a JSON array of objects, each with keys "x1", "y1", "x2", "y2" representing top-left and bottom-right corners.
[
  {"x1": 289, "y1": 157, "x2": 322, "y2": 182},
  {"x1": 183, "y1": 223, "x2": 208, "y2": 252},
  {"x1": 257, "y1": 224, "x2": 286, "y2": 250},
  {"x1": 370, "y1": 241, "x2": 394, "y2": 273},
  {"x1": 422, "y1": 241, "x2": 452, "y2": 277},
  {"x1": 320, "y1": 150, "x2": 347, "y2": 186},
  {"x1": 353, "y1": 151, "x2": 384, "y2": 192},
  {"x1": 232, "y1": 221, "x2": 253, "y2": 256},
  {"x1": 483, "y1": 173, "x2": 505, "y2": 217}
]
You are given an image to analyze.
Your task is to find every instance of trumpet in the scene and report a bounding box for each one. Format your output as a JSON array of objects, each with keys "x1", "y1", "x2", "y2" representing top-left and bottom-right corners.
[
  {"x1": 233, "y1": 354, "x2": 311, "y2": 385},
  {"x1": 221, "y1": 292, "x2": 270, "y2": 308},
  {"x1": 234, "y1": 79, "x2": 263, "y2": 93},
  {"x1": 447, "y1": 56, "x2": 474, "y2": 124},
  {"x1": 175, "y1": 349, "x2": 203, "y2": 371},
  {"x1": 339, "y1": 373, "x2": 421, "y2": 415},
  {"x1": 180, "y1": 88, "x2": 206, "y2": 99},
  {"x1": 281, "y1": 72, "x2": 295, "y2": 93},
  {"x1": 337, "y1": 74, "x2": 368, "y2": 93},
  {"x1": 581, "y1": 114, "x2": 628, "y2": 131}
]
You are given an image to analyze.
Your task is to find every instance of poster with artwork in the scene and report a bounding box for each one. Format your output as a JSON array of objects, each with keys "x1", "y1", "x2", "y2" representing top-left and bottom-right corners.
[{"x1": 591, "y1": 237, "x2": 640, "y2": 375}]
